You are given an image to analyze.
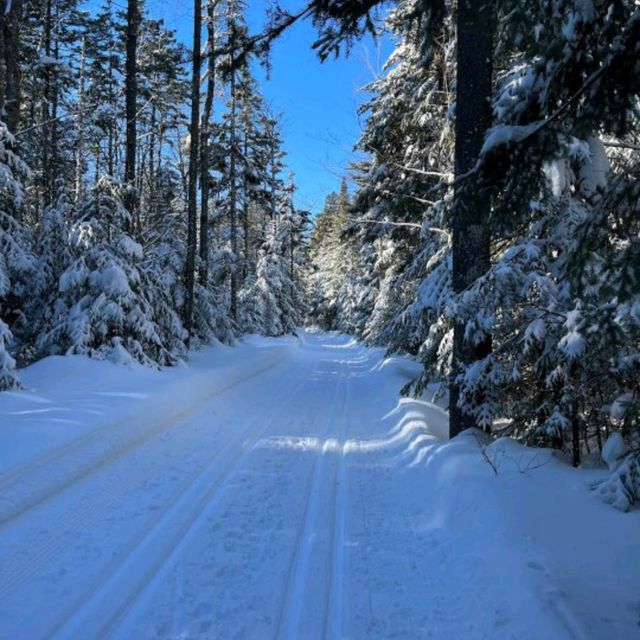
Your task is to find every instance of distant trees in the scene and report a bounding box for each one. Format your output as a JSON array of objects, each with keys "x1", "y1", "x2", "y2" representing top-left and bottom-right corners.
[{"x1": 308, "y1": 178, "x2": 359, "y2": 330}]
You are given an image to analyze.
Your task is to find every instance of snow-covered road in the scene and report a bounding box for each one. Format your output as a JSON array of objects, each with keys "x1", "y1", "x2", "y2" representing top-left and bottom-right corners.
[{"x1": 1, "y1": 332, "x2": 638, "y2": 639}]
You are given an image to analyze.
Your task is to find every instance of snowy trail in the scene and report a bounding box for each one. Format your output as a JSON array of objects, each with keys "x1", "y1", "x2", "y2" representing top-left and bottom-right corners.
[
  {"x1": 1, "y1": 332, "x2": 638, "y2": 640},
  {"x1": 0, "y1": 345, "x2": 293, "y2": 525}
]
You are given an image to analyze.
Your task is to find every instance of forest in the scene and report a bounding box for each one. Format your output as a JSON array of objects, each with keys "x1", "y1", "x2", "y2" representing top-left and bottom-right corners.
[{"x1": 1, "y1": 0, "x2": 637, "y2": 506}]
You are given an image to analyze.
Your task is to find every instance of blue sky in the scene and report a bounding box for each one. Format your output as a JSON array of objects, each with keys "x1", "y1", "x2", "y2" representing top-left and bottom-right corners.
[{"x1": 143, "y1": 0, "x2": 393, "y2": 214}]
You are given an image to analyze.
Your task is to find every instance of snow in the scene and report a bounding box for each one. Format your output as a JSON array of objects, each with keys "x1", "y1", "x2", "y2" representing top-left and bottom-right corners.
[
  {"x1": 90, "y1": 264, "x2": 132, "y2": 296},
  {"x1": 610, "y1": 392, "x2": 634, "y2": 422},
  {"x1": 481, "y1": 122, "x2": 540, "y2": 155},
  {"x1": 560, "y1": 309, "x2": 585, "y2": 358},
  {"x1": 544, "y1": 158, "x2": 573, "y2": 197},
  {"x1": 578, "y1": 137, "x2": 610, "y2": 197},
  {"x1": 559, "y1": 328, "x2": 585, "y2": 358},
  {"x1": 602, "y1": 432, "x2": 629, "y2": 470},
  {"x1": 524, "y1": 317, "x2": 546, "y2": 347},
  {"x1": 0, "y1": 331, "x2": 638, "y2": 639},
  {"x1": 117, "y1": 235, "x2": 144, "y2": 260}
]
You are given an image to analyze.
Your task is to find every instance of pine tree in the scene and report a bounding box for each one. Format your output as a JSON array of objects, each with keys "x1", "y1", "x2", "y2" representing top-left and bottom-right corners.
[
  {"x1": 199, "y1": 0, "x2": 221, "y2": 285},
  {"x1": 31, "y1": 182, "x2": 75, "y2": 346},
  {"x1": 452, "y1": 0, "x2": 640, "y2": 464},
  {"x1": 0, "y1": 124, "x2": 35, "y2": 389},
  {"x1": 137, "y1": 18, "x2": 189, "y2": 222},
  {"x1": 216, "y1": 0, "x2": 258, "y2": 320},
  {"x1": 448, "y1": 0, "x2": 495, "y2": 437},
  {"x1": 37, "y1": 178, "x2": 172, "y2": 365}
]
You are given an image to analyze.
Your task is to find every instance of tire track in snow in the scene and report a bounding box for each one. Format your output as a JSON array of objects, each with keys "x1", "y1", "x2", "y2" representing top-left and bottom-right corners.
[
  {"x1": 45, "y1": 355, "x2": 317, "y2": 640},
  {"x1": 0, "y1": 348, "x2": 295, "y2": 527},
  {"x1": 273, "y1": 360, "x2": 349, "y2": 640}
]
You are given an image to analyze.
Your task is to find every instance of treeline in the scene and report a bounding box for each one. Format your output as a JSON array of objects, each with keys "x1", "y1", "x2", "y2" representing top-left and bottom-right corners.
[
  {"x1": 306, "y1": 0, "x2": 639, "y2": 508},
  {"x1": 0, "y1": 0, "x2": 308, "y2": 389}
]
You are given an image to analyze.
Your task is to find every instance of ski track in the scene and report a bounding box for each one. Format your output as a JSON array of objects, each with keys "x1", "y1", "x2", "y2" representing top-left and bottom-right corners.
[
  {"x1": 0, "y1": 348, "x2": 292, "y2": 526},
  {"x1": 47, "y1": 355, "x2": 318, "y2": 640},
  {"x1": 0, "y1": 332, "x2": 610, "y2": 640},
  {"x1": 273, "y1": 364, "x2": 344, "y2": 640},
  {"x1": 323, "y1": 365, "x2": 352, "y2": 640},
  {"x1": 0, "y1": 355, "x2": 301, "y2": 604}
]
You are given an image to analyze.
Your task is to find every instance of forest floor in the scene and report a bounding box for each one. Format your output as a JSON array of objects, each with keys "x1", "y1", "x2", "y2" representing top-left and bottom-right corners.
[{"x1": 0, "y1": 330, "x2": 638, "y2": 639}]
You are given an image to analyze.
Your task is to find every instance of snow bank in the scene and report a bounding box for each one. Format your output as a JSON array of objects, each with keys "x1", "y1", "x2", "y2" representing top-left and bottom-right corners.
[
  {"x1": 391, "y1": 429, "x2": 640, "y2": 638},
  {"x1": 345, "y1": 344, "x2": 640, "y2": 638}
]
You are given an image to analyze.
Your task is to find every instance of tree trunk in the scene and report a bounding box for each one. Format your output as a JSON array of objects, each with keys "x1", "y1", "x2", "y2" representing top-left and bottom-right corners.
[
  {"x1": 0, "y1": 0, "x2": 21, "y2": 135},
  {"x1": 50, "y1": 2, "x2": 60, "y2": 199},
  {"x1": 270, "y1": 141, "x2": 277, "y2": 222},
  {"x1": 242, "y1": 129, "x2": 250, "y2": 280},
  {"x1": 571, "y1": 403, "x2": 581, "y2": 467},
  {"x1": 124, "y1": 0, "x2": 139, "y2": 229},
  {"x1": 229, "y1": 38, "x2": 238, "y2": 320},
  {"x1": 199, "y1": 0, "x2": 217, "y2": 285},
  {"x1": 147, "y1": 101, "x2": 156, "y2": 223},
  {"x1": 448, "y1": 0, "x2": 495, "y2": 439},
  {"x1": 75, "y1": 38, "x2": 86, "y2": 204},
  {"x1": 184, "y1": 0, "x2": 202, "y2": 340},
  {"x1": 107, "y1": 24, "x2": 115, "y2": 178},
  {"x1": 41, "y1": 0, "x2": 53, "y2": 207}
]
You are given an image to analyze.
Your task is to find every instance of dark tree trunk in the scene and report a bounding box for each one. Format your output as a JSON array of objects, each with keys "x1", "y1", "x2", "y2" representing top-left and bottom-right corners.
[
  {"x1": 0, "y1": 0, "x2": 21, "y2": 135},
  {"x1": 448, "y1": 0, "x2": 495, "y2": 439},
  {"x1": 242, "y1": 129, "x2": 249, "y2": 280},
  {"x1": 184, "y1": 0, "x2": 202, "y2": 339},
  {"x1": 107, "y1": 35, "x2": 115, "y2": 178},
  {"x1": 50, "y1": 3, "x2": 60, "y2": 196},
  {"x1": 124, "y1": 0, "x2": 139, "y2": 229},
  {"x1": 41, "y1": 0, "x2": 53, "y2": 207},
  {"x1": 147, "y1": 103, "x2": 158, "y2": 199},
  {"x1": 75, "y1": 36, "x2": 86, "y2": 204},
  {"x1": 571, "y1": 403, "x2": 581, "y2": 467},
  {"x1": 199, "y1": 0, "x2": 217, "y2": 285}
]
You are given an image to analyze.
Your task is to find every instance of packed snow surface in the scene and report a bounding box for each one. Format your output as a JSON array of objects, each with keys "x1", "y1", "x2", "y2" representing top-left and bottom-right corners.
[{"x1": 0, "y1": 331, "x2": 638, "y2": 639}]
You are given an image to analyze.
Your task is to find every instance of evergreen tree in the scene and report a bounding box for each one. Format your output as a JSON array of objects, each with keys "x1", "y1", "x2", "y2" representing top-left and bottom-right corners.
[
  {"x1": 0, "y1": 124, "x2": 35, "y2": 388},
  {"x1": 37, "y1": 179, "x2": 172, "y2": 365}
]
